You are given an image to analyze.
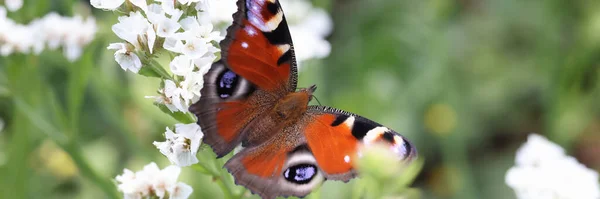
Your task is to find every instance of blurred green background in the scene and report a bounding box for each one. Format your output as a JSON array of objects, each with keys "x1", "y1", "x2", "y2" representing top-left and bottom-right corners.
[{"x1": 1, "y1": 0, "x2": 600, "y2": 198}]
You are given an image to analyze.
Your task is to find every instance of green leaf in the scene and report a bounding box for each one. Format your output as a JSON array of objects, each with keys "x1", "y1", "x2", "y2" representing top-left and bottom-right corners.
[
  {"x1": 138, "y1": 65, "x2": 162, "y2": 78},
  {"x1": 155, "y1": 103, "x2": 196, "y2": 123}
]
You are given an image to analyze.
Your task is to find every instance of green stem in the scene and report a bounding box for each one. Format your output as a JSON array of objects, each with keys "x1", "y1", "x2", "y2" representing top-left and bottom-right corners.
[
  {"x1": 214, "y1": 176, "x2": 233, "y2": 199},
  {"x1": 191, "y1": 162, "x2": 235, "y2": 199},
  {"x1": 148, "y1": 59, "x2": 173, "y2": 80}
]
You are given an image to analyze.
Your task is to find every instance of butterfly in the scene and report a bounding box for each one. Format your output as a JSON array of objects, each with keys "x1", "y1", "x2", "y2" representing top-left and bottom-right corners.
[{"x1": 189, "y1": 0, "x2": 417, "y2": 198}]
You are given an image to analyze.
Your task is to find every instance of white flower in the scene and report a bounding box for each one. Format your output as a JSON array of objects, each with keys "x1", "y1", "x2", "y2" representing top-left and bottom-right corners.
[
  {"x1": 196, "y1": 0, "x2": 236, "y2": 26},
  {"x1": 152, "y1": 165, "x2": 181, "y2": 198},
  {"x1": 129, "y1": 0, "x2": 148, "y2": 13},
  {"x1": 288, "y1": 8, "x2": 332, "y2": 62},
  {"x1": 279, "y1": 0, "x2": 332, "y2": 63},
  {"x1": 90, "y1": 0, "x2": 124, "y2": 10},
  {"x1": 163, "y1": 37, "x2": 184, "y2": 53},
  {"x1": 0, "y1": 11, "x2": 94, "y2": 60},
  {"x1": 169, "y1": 182, "x2": 193, "y2": 199},
  {"x1": 155, "y1": 0, "x2": 180, "y2": 16},
  {"x1": 180, "y1": 72, "x2": 203, "y2": 103},
  {"x1": 505, "y1": 134, "x2": 600, "y2": 199},
  {"x1": 146, "y1": 26, "x2": 157, "y2": 54},
  {"x1": 153, "y1": 124, "x2": 204, "y2": 167},
  {"x1": 193, "y1": 52, "x2": 216, "y2": 74},
  {"x1": 107, "y1": 42, "x2": 142, "y2": 73},
  {"x1": 163, "y1": 80, "x2": 188, "y2": 112},
  {"x1": 178, "y1": 17, "x2": 222, "y2": 42},
  {"x1": 181, "y1": 38, "x2": 208, "y2": 59},
  {"x1": 5, "y1": 0, "x2": 23, "y2": 12},
  {"x1": 170, "y1": 55, "x2": 195, "y2": 76},
  {"x1": 115, "y1": 162, "x2": 192, "y2": 199},
  {"x1": 112, "y1": 11, "x2": 151, "y2": 50},
  {"x1": 146, "y1": 3, "x2": 183, "y2": 39}
]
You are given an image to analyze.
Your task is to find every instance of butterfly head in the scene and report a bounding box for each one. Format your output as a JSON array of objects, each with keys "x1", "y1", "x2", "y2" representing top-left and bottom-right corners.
[{"x1": 298, "y1": 84, "x2": 317, "y2": 102}]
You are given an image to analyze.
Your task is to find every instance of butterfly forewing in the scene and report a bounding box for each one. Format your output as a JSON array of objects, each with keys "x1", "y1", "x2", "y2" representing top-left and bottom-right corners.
[
  {"x1": 221, "y1": 0, "x2": 298, "y2": 92},
  {"x1": 190, "y1": 0, "x2": 299, "y2": 156}
]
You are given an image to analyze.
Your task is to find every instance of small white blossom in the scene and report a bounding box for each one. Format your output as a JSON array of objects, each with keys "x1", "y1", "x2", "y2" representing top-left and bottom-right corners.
[
  {"x1": 146, "y1": 27, "x2": 157, "y2": 54},
  {"x1": 112, "y1": 11, "x2": 151, "y2": 50},
  {"x1": 0, "y1": 10, "x2": 96, "y2": 61},
  {"x1": 90, "y1": 0, "x2": 124, "y2": 10},
  {"x1": 288, "y1": 7, "x2": 332, "y2": 62},
  {"x1": 169, "y1": 182, "x2": 193, "y2": 199},
  {"x1": 153, "y1": 124, "x2": 204, "y2": 167},
  {"x1": 196, "y1": 0, "x2": 236, "y2": 26},
  {"x1": 116, "y1": 162, "x2": 192, "y2": 199},
  {"x1": 178, "y1": 17, "x2": 222, "y2": 42},
  {"x1": 5, "y1": 0, "x2": 23, "y2": 12},
  {"x1": 129, "y1": 0, "x2": 148, "y2": 13},
  {"x1": 505, "y1": 134, "x2": 600, "y2": 199},
  {"x1": 163, "y1": 36, "x2": 184, "y2": 53},
  {"x1": 163, "y1": 80, "x2": 187, "y2": 112},
  {"x1": 107, "y1": 43, "x2": 142, "y2": 73},
  {"x1": 193, "y1": 53, "x2": 216, "y2": 74},
  {"x1": 181, "y1": 38, "x2": 208, "y2": 59},
  {"x1": 170, "y1": 55, "x2": 195, "y2": 76},
  {"x1": 179, "y1": 73, "x2": 203, "y2": 104}
]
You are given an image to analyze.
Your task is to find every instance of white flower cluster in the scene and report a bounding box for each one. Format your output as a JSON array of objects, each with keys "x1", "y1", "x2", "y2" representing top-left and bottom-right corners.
[
  {"x1": 280, "y1": 0, "x2": 332, "y2": 62},
  {"x1": 505, "y1": 134, "x2": 600, "y2": 199},
  {"x1": 153, "y1": 123, "x2": 204, "y2": 167},
  {"x1": 95, "y1": 0, "x2": 221, "y2": 113},
  {"x1": 2, "y1": 0, "x2": 22, "y2": 12},
  {"x1": 0, "y1": 6, "x2": 96, "y2": 61},
  {"x1": 201, "y1": 0, "x2": 332, "y2": 64},
  {"x1": 116, "y1": 162, "x2": 192, "y2": 199}
]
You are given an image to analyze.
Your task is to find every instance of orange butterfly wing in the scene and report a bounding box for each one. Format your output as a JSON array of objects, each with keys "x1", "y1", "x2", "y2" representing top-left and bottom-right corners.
[
  {"x1": 221, "y1": 0, "x2": 298, "y2": 92},
  {"x1": 303, "y1": 106, "x2": 417, "y2": 180}
]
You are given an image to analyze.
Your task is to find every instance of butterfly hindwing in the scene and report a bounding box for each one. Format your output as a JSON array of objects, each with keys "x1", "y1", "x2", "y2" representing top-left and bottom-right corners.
[
  {"x1": 225, "y1": 139, "x2": 325, "y2": 199},
  {"x1": 224, "y1": 105, "x2": 417, "y2": 199}
]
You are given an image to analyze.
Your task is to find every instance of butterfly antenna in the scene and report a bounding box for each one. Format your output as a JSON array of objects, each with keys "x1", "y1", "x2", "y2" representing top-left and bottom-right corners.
[{"x1": 312, "y1": 95, "x2": 323, "y2": 106}]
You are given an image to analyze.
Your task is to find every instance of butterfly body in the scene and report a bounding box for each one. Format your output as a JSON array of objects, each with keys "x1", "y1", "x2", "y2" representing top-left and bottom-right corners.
[
  {"x1": 243, "y1": 87, "x2": 313, "y2": 147},
  {"x1": 189, "y1": 0, "x2": 417, "y2": 198}
]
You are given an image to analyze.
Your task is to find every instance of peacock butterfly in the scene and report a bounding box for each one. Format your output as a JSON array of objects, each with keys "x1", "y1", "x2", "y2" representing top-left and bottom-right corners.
[{"x1": 189, "y1": 0, "x2": 417, "y2": 198}]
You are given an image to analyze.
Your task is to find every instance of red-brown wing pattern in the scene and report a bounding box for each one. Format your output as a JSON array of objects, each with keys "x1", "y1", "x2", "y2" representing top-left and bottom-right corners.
[
  {"x1": 190, "y1": 62, "x2": 271, "y2": 157},
  {"x1": 302, "y1": 106, "x2": 417, "y2": 181},
  {"x1": 225, "y1": 137, "x2": 325, "y2": 199},
  {"x1": 190, "y1": 0, "x2": 298, "y2": 157},
  {"x1": 221, "y1": 0, "x2": 298, "y2": 92}
]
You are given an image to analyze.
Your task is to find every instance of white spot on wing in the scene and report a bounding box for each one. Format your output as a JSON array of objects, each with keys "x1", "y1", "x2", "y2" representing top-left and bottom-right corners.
[
  {"x1": 344, "y1": 155, "x2": 350, "y2": 163},
  {"x1": 392, "y1": 136, "x2": 408, "y2": 157},
  {"x1": 241, "y1": 42, "x2": 249, "y2": 49},
  {"x1": 344, "y1": 116, "x2": 355, "y2": 128},
  {"x1": 245, "y1": 27, "x2": 257, "y2": 36},
  {"x1": 264, "y1": 12, "x2": 283, "y2": 32},
  {"x1": 277, "y1": 44, "x2": 290, "y2": 54},
  {"x1": 363, "y1": 127, "x2": 389, "y2": 145}
]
